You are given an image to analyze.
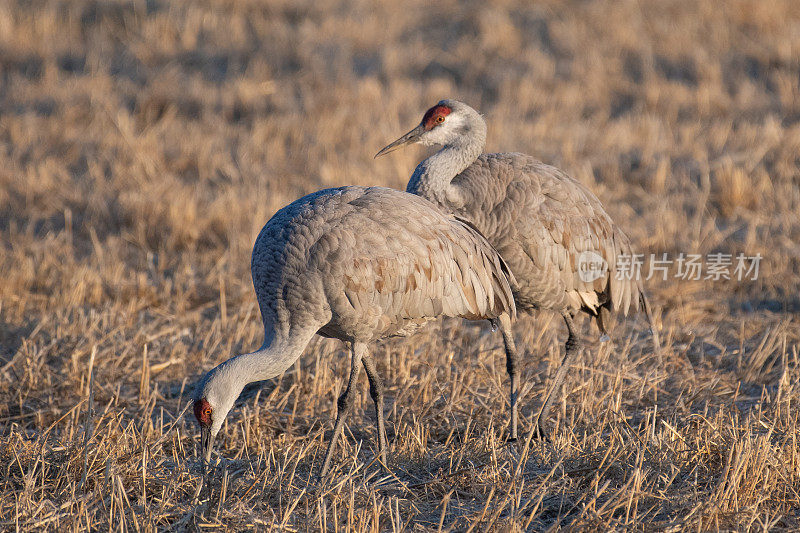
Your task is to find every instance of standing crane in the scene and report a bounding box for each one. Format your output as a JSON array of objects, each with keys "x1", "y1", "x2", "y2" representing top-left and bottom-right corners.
[
  {"x1": 193, "y1": 186, "x2": 515, "y2": 477},
  {"x1": 376, "y1": 99, "x2": 659, "y2": 439}
]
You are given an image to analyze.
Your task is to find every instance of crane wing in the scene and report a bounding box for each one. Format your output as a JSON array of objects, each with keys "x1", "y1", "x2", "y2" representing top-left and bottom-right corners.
[
  {"x1": 287, "y1": 187, "x2": 515, "y2": 340},
  {"x1": 453, "y1": 154, "x2": 644, "y2": 322}
]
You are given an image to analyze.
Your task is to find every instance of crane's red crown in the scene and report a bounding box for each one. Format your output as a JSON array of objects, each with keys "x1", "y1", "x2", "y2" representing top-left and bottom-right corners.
[
  {"x1": 422, "y1": 104, "x2": 452, "y2": 130},
  {"x1": 194, "y1": 398, "x2": 212, "y2": 427}
]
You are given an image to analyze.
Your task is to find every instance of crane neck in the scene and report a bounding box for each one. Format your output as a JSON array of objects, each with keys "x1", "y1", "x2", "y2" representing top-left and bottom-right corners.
[
  {"x1": 406, "y1": 131, "x2": 485, "y2": 206},
  {"x1": 218, "y1": 337, "x2": 304, "y2": 387},
  {"x1": 197, "y1": 325, "x2": 317, "y2": 423}
]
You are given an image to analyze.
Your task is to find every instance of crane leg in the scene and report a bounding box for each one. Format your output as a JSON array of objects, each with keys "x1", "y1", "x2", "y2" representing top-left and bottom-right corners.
[
  {"x1": 498, "y1": 313, "x2": 519, "y2": 441},
  {"x1": 361, "y1": 353, "x2": 388, "y2": 466},
  {"x1": 534, "y1": 311, "x2": 582, "y2": 439},
  {"x1": 320, "y1": 342, "x2": 364, "y2": 478}
]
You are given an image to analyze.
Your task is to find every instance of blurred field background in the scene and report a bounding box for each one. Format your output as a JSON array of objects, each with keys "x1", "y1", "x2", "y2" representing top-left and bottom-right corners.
[{"x1": 1, "y1": 0, "x2": 799, "y2": 530}]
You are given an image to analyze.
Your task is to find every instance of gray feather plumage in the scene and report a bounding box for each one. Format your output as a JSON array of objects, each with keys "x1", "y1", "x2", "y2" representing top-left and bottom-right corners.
[{"x1": 251, "y1": 186, "x2": 516, "y2": 344}]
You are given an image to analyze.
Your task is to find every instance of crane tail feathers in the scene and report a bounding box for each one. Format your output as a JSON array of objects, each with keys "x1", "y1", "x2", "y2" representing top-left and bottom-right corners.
[{"x1": 453, "y1": 215, "x2": 517, "y2": 320}]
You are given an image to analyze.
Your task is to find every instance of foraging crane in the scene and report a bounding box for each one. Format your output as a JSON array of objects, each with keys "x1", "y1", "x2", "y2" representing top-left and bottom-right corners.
[
  {"x1": 377, "y1": 99, "x2": 659, "y2": 439},
  {"x1": 193, "y1": 186, "x2": 515, "y2": 477}
]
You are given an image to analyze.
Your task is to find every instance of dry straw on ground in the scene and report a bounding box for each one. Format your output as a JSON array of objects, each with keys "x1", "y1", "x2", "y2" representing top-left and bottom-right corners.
[{"x1": 1, "y1": 0, "x2": 799, "y2": 530}]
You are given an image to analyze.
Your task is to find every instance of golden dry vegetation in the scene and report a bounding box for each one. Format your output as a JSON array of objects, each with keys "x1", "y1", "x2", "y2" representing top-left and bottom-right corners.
[{"x1": 1, "y1": 0, "x2": 800, "y2": 530}]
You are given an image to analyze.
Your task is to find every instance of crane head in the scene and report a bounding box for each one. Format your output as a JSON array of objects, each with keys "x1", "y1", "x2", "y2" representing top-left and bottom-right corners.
[
  {"x1": 376, "y1": 100, "x2": 467, "y2": 157},
  {"x1": 192, "y1": 363, "x2": 245, "y2": 468},
  {"x1": 193, "y1": 397, "x2": 216, "y2": 464}
]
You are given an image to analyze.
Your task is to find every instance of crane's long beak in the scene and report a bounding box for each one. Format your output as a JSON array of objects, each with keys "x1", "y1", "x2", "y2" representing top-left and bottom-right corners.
[
  {"x1": 201, "y1": 426, "x2": 215, "y2": 465},
  {"x1": 375, "y1": 124, "x2": 425, "y2": 158}
]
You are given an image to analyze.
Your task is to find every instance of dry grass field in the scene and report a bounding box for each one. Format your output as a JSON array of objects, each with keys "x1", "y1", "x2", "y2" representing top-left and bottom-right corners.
[{"x1": 1, "y1": 0, "x2": 799, "y2": 530}]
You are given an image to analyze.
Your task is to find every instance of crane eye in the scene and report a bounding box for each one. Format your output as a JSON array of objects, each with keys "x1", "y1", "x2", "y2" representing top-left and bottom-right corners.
[
  {"x1": 204, "y1": 408, "x2": 212, "y2": 417},
  {"x1": 436, "y1": 116, "x2": 445, "y2": 123}
]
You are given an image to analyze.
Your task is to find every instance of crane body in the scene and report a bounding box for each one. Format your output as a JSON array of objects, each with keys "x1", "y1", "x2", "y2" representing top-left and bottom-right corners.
[
  {"x1": 193, "y1": 186, "x2": 515, "y2": 476},
  {"x1": 377, "y1": 100, "x2": 659, "y2": 439}
]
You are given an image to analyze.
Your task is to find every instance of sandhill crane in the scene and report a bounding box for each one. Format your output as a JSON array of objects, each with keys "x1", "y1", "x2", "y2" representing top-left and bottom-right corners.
[
  {"x1": 193, "y1": 186, "x2": 515, "y2": 477},
  {"x1": 377, "y1": 99, "x2": 659, "y2": 439}
]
